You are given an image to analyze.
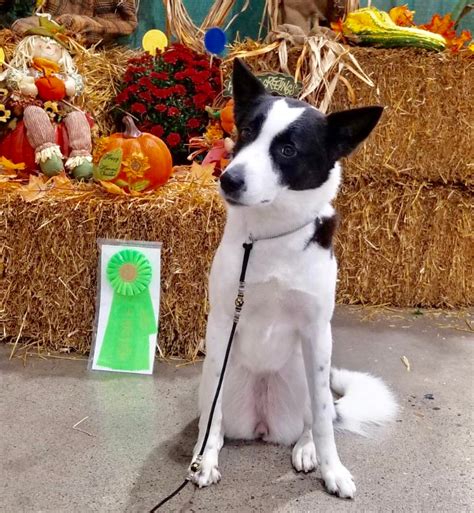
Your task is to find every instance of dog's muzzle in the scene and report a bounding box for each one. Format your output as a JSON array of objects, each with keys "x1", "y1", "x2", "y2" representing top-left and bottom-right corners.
[{"x1": 220, "y1": 165, "x2": 246, "y2": 203}]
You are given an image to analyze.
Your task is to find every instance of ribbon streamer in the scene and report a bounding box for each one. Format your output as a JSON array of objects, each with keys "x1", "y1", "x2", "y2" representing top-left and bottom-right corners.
[{"x1": 97, "y1": 249, "x2": 156, "y2": 372}]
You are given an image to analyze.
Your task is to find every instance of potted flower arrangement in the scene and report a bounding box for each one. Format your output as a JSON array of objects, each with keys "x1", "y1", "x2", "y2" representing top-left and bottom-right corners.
[{"x1": 114, "y1": 44, "x2": 222, "y2": 163}]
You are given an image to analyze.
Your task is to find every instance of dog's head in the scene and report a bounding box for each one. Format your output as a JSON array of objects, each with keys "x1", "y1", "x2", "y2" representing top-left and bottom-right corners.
[{"x1": 220, "y1": 59, "x2": 383, "y2": 207}]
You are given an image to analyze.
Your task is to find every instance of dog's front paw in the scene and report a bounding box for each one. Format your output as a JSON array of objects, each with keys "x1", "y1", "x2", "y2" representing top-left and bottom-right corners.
[
  {"x1": 292, "y1": 438, "x2": 317, "y2": 473},
  {"x1": 321, "y1": 462, "x2": 356, "y2": 499},
  {"x1": 189, "y1": 454, "x2": 221, "y2": 488}
]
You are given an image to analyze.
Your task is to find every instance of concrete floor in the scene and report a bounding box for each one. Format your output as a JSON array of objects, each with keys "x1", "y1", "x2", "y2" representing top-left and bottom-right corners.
[{"x1": 1, "y1": 307, "x2": 473, "y2": 513}]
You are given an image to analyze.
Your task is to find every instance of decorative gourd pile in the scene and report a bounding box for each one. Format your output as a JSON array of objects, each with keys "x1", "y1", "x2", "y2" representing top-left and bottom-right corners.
[{"x1": 343, "y1": 7, "x2": 447, "y2": 51}]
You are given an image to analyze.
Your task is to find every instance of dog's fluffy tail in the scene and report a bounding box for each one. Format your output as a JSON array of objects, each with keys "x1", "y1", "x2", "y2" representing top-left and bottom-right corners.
[{"x1": 330, "y1": 367, "x2": 398, "y2": 436}]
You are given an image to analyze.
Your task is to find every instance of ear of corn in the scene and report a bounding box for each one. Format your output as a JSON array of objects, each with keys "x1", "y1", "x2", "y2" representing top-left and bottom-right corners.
[{"x1": 343, "y1": 7, "x2": 446, "y2": 51}]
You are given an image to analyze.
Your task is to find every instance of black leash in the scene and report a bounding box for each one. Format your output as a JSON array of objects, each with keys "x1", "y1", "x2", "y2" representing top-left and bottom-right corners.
[{"x1": 150, "y1": 241, "x2": 254, "y2": 512}]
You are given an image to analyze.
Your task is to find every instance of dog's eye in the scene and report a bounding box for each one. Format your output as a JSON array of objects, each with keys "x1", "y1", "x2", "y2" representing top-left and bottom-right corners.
[
  {"x1": 239, "y1": 128, "x2": 252, "y2": 141},
  {"x1": 281, "y1": 144, "x2": 296, "y2": 157}
]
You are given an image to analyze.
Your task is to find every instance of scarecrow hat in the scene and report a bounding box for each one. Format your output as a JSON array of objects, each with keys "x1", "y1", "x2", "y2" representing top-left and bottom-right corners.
[{"x1": 24, "y1": 15, "x2": 75, "y2": 54}]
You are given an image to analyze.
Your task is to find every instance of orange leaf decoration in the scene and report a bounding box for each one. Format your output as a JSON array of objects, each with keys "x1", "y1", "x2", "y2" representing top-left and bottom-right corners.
[
  {"x1": 330, "y1": 19, "x2": 345, "y2": 36},
  {"x1": 449, "y1": 29, "x2": 473, "y2": 52},
  {"x1": 0, "y1": 156, "x2": 26, "y2": 174},
  {"x1": 389, "y1": 5, "x2": 415, "y2": 27},
  {"x1": 420, "y1": 14, "x2": 472, "y2": 52},
  {"x1": 190, "y1": 161, "x2": 216, "y2": 183},
  {"x1": 420, "y1": 14, "x2": 456, "y2": 39},
  {"x1": 49, "y1": 171, "x2": 74, "y2": 192}
]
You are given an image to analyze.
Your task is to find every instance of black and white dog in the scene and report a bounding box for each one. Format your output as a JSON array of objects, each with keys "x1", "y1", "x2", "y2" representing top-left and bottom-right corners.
[{"x1": 190, "y1": 59, "x2": 397, "y2": 499}]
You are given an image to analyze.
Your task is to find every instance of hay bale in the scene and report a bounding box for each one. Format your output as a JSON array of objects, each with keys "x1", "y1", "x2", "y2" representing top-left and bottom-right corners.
[
  {"x1": 0, "y1": 180, "x2": 224, "y2": 359},
  {"x1": 0, "y1": 175, "x2": 472, "y2": 358},
  {"x1": 335, "y1": 178, "x2": 473, "y2": 307},
  {"x1": 332, "y1": 48, "x2": 474, "y2": 186}
]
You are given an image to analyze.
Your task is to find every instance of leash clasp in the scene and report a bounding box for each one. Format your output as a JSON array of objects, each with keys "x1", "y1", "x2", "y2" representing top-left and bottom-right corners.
[{"x1": 189, "y1": 455, "x2": 202, "y2": 475}]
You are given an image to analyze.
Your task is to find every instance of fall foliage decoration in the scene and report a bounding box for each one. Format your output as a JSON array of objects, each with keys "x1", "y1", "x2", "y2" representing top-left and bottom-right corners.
[
  {"x1": 93, "y1": 115, "x2": 173, "y2": 192},
  {"x1": 420, "y1": 14, "x2": 472, "y2": 53},
  {"x1": 388, "y1": 5, "x2": 415, "y2": 27},
  {"x1": 114, "y1": 44, "x2": 221, "y2": 162},
  {"x1": 188, "y1": 100, "x2": 236, "y2": 174}
]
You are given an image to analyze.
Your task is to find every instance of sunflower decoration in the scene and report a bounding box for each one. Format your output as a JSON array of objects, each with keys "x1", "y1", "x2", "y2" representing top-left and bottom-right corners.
[
  {"x1": 122, "y1": 152, "x2": 150, "y2": 181},
  {"x1": 43, "y1": 101, "x2": 59, "y2": 121},
  {"x1": 96, "y1": 249, "x2": 156, "y2": 372},
  {"x1": 0, "y1": 104, "x2": 11, "y2": 123}
]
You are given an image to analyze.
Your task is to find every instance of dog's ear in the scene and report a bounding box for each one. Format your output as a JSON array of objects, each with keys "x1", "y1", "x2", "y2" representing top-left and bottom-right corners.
[
  {"x1": 326, "y1": 106, "x2": 383, "y2": 161},
  {"x1": 232, "y1": 58, "x2": 266, "y2": 108}
]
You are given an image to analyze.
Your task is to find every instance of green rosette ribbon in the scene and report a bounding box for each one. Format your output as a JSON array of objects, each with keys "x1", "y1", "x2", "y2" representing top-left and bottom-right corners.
[{"x1": 97, "y1": 249, "x2": 157, "y2": 372}]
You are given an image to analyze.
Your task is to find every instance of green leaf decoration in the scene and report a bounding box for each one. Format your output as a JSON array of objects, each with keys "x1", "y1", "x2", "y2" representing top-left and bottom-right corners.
[
  {"x1": 130, "y1": 179, "x2": 151, "y2": 192},
  {"x1": 97, "y1": 249, "x2": 156, "y2": 372}
]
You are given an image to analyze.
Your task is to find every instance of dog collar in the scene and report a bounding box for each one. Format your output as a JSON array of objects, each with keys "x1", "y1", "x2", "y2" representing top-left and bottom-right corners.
[{"x1": 249, "y1": 217, "x2": 320, "y2": 243}]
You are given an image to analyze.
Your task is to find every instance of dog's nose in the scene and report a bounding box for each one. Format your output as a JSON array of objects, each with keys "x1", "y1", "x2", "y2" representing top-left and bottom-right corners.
[{"x1": 220, "y1": 166, "x2": 245, "y2": 195}]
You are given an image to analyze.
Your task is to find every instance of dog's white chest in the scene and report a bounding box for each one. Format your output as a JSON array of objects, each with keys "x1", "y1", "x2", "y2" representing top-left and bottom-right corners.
[
  {"x1": 210, "y1": 236, "x2": 336, "y2": 373},
  {"x1": 234, "y1": 279, "x2": 302, "y2": 372}
]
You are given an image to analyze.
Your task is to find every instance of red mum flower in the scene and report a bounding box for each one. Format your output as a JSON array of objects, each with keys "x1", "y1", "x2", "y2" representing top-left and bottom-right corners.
[
  {"x1": 151, "y1": 71, "x2": 169, "y2": 81},
  {"x1": 196, "y1": 82, "x2": 213, "y2": 96},
  {"x1": 193, "y1": 93, "x2": 208, "y2": 108},
  {"x1": 129, "y1": 65, "x2": 146, "y2": 74},
  {"x1": 139, "y1": 90, "x2": 153, "y2": 102},
  {"x1": 174, "y1": 70, "x2": 188, "y2": 80},
  {"x1": 154, "y1": 104, "x2": 167, "y2": 113},
  {"x1": 149, "y1": 87, "x2": 169, "y2": 99},
  {"x1": 115, "y1": 90, "x2": 129, "y2": 103},
  {"x1": 151, "y1": 125, "x2": 164, "y2": 138},
  {"x1": 186, "y1": 118, "x2": 201, "y2": 129},
  {"x1": 168, "y1": 106, "x2": 180, "y2": 116},
  {"x1": 173, "y1": 84, "x2": 187, "y2": 95},
  {"x1": 139, "y1": 76, "x2": 153, "y2": 88},
  {"x1": 123, "y1": 71, "x2": 134, "y2": 83},
  {"x1": 163, "y1": 51, "x2": 180, "y2": 65},
  {"x1": 166, "y1": 132, "x2": 181, "y2": 147},
  {"x1": 131, "y1": 102, "x2": 146, "y2": 114}
]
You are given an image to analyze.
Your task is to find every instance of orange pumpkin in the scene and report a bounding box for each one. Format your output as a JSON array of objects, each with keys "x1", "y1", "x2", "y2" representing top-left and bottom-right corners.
[
  {"x1": 93, "y1": 116, "x2": 173, "y2": 192},
  {"x1": 220, "y1": 99, "x2": 235, "y2": 134}
]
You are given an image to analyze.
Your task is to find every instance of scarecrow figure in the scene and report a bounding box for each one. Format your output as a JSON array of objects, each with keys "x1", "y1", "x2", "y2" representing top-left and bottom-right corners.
[{"x1": 2, "y1": 17, "x2": 93, "y2": 178}]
